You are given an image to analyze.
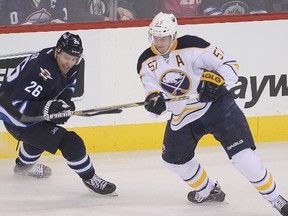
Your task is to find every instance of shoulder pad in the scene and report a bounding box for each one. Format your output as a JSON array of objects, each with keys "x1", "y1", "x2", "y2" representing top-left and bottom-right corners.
[
  {"x1": 177, "y1": 35, "x2": 210, "y2": 49},
  {"x1": 137, "y1": 48, "x2": 155, "y2": 74}
]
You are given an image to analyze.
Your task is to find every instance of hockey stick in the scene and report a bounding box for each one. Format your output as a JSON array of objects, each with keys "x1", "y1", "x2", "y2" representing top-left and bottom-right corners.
[
  {"x1": 0, "y1": 92, "x2": 198, "y2": 123},
  {"x1": 0, "y1": 51, "x2": 36, "y2": 60},
  {"x1": 0, "y1": 92, "x2": 122, "y2": 124}
]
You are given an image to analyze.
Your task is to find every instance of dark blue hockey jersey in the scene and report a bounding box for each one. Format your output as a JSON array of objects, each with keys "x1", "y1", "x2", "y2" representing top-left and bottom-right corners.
[
  {"x1": 0, "y1": 47, "x2": 79, "y2": 127},
  {"x1": 4, "y1": 0, "x2": 67, "y2": 25}
]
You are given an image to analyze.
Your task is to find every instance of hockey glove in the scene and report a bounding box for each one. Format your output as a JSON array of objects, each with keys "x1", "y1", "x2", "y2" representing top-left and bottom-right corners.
[
  {"x1": 68, "y1": 101, "x2": 76, "y2": 112},
  {"x1": 144, "y1": 92, "x2": 166, "y2": 115},
  {"x1": 43, "y1": 99, "x2": 73, "y2": 124},
  {"x1": 197, "y1": 71, "x2": 225, "y2": 103}
]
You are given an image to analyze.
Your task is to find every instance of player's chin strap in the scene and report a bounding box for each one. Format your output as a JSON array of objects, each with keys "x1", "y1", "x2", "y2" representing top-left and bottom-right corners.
[{"x1": 0, "y1": 92, "x2": 198, "y2": 123}]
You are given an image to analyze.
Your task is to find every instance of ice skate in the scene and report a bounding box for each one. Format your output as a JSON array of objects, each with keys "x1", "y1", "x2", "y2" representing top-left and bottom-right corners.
[
  {"x1": 187, "y1": 182, "x2": 226, "y2": 203},
  {"x1": 82, "y1": 174, "x2": 117, "y2": 195},
  {"x1": 14, "y1": 158, "x2": 52, "y2": 178},
  {"x1": 271, "y1": 195, "x2": 288, "y2": 216}
]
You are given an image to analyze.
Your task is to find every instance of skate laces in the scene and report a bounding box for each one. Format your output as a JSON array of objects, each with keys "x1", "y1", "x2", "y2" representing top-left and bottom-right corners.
[
  {"x1": 29, "y1": 164, "x2": 45, "y2": 177},
  {"x1": 89, "y1": 175, "x2": 108, "y2": 190},
  {"x1": 194, "y1": 192, "x2": 204, "y2": 202},
  {"x1": 15, "y1": 162, "x2": 52, "y2": 178},
  {"x1": 193, "y1": 186, "x2": 218, "y2": 202},
  {"x1": 188, "y1": 182, "x2": 225, "y2": 203}
]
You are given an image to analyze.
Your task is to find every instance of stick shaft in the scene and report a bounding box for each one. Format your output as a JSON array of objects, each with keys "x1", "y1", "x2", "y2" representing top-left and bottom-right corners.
[
  {"x1": 20, "y1": 94, "x2": 198, "y2": 122},
  {"x1": 0, "y1": 51, "x2": 36, "y2": 59},
  {"x1": 0, "y1": 92, "x2": 198, "y2": 123},
  {"x1": 64, "y1": 94, "x2": 198, "y2": 116}
]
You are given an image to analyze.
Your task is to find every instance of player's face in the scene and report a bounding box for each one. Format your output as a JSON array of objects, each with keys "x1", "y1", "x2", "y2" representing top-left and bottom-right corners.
[
  {"x1": 153, "y1": 36, "x2": 172, "y2": 54},
  {"x1": 56, "y1": 51, "x2": 78, "y2": 75}
]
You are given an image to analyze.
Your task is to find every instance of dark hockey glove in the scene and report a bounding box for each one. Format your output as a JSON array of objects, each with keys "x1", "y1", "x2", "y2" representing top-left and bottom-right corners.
[
  {"x1": 197, "y1": 71, "x2": 225, "y2": 103},
  {"x1": 43, "y1": 99, "x2": 73, "y2": 124},
  {"x1": 62, "y1": 100, "x2": 75, "y2": 122},
  {"x1": 68, "y1": 101, "x2": 76, "y2": 111},
  {"x1": 144, "y1": 92, "x2": 166, "y2": 115}
]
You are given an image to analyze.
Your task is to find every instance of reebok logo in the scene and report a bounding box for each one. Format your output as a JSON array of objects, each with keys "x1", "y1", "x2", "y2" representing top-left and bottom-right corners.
[{"x1": 50, "y1": 127, "x2": 59, "y2": 135}]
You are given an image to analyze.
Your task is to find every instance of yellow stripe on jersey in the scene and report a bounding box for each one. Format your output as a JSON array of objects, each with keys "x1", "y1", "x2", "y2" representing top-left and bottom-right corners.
[
  {"x1": 146, "y1": 90, "x2": 161, "y2": 99},
  {"x1": 172, "y1": 106, "x2": 202, "y2": 124},
  {"x1": 234, "y1": 63, "x2": 240, "y2": 70}
]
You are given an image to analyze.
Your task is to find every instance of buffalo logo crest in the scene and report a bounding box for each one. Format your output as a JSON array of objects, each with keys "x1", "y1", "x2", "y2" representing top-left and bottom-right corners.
[{"x1": 160, "y1": 70, "x2": 191, "y2": 96}]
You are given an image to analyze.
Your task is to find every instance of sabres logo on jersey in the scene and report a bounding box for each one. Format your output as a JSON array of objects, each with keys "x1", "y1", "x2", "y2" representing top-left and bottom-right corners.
[
  {"x1": 39, "y1": 67, "x2": 52, "y2": 81},
  {"x1": 160, "y1": 70, "x2": 191, "y2": 96}
]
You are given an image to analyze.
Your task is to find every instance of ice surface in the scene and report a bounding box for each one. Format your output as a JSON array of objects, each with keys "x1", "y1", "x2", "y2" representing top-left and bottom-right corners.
[{"x1": 0, "y1": 142, "x2": 287, "y2": 216}]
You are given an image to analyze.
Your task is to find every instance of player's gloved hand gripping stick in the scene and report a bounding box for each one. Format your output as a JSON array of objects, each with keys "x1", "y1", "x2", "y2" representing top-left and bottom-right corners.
[
  {"x1": 144, "y1": 91, "x2": 166, "y2": 115},
  {"x1": 42, "y1": 99, "x2": 75, "y2": 124}
]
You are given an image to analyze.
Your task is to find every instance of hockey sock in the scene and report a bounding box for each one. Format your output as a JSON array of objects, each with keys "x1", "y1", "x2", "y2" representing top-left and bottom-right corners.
[
  {"x1": 232, "y1": 148, "x2": 279, "y2": 202},
  {"x1": 163, "y1": 158, "x2": 215, "y2": 198},
  {"x1": 66, "y1": 153, "x2": 95, "y2": 180},
  {"x1": 18, "y1": 143, "x2": 43, "y2": 165}
]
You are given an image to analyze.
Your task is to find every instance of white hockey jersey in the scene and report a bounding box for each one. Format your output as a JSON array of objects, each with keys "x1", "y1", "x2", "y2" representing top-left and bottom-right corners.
[{"x1": 137, "y1": 35, "x2": 239, "y2": 131}]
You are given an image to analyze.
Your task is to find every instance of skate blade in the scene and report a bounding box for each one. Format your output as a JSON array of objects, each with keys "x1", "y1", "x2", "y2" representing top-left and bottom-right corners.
[
  {"x1": 189, "y1": 200, "x2": 229, "y2": 205},
  {"x1": 87, "y1": 189, "x2": 119, "y2": 197},
  {"x1": 104, "y1": 191, "x2": 118, "y2": 197}
]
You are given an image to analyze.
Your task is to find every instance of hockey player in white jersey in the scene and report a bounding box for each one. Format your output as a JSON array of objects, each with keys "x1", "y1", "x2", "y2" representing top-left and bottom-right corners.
[{"x1": 137, "y1": 12, "x2": 288, "y2": 215}]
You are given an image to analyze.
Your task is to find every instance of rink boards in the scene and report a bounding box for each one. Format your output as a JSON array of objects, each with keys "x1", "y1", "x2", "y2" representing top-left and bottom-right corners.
[{"x1": 0, "y1": 15, "x2": 288, "y2": 158}]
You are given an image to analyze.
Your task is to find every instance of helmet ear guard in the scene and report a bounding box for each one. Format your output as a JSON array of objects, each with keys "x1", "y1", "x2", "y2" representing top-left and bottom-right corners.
[{"x1": 75, "y1": 55, "x2": 83, "y2": 65}]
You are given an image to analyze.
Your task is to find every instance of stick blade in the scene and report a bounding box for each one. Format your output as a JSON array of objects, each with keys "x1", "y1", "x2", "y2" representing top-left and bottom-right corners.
[{"x1": 78, "y1": 108, "x2": 123, "y2": 117}]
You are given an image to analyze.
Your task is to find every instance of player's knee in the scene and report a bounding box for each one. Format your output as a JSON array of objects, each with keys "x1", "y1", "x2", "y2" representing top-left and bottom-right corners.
[
  {"x1": 232, "y1": 148, "x2": 265, "y2": 181},
  {"x1": 162, "y1": 147, "x2": 194, "y2": 164},
  {"x1": 162, "y1": 157, "x2": 200, "y2": 180},
  {"x1": 59, "y1": 131, "x2": 86, "y2": 161}
]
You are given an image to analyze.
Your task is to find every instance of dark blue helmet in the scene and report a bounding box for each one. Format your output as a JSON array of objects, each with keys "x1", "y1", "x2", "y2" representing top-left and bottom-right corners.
[{"x1": 56, "y1": 32, "x2": 83, "y2": 57}]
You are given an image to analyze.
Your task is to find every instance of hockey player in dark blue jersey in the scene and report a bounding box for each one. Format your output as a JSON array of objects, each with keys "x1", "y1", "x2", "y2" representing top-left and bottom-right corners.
[
  {"x1": 2, "y1": 0, "x2": 68, "y2": 25},
  {"x1": 0, "y1": 32, "x2": 116, "y2": 195}
]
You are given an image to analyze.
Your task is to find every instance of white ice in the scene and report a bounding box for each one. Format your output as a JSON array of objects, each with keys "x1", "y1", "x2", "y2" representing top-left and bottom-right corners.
[{"x1": 0, "y1": 142, "x2": 287, "y2": 216}]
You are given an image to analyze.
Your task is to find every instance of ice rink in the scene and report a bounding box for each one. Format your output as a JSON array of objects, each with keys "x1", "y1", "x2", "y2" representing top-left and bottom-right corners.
[{"x1": 0, "y1": 142, "x2": 287, "y2": 216}]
